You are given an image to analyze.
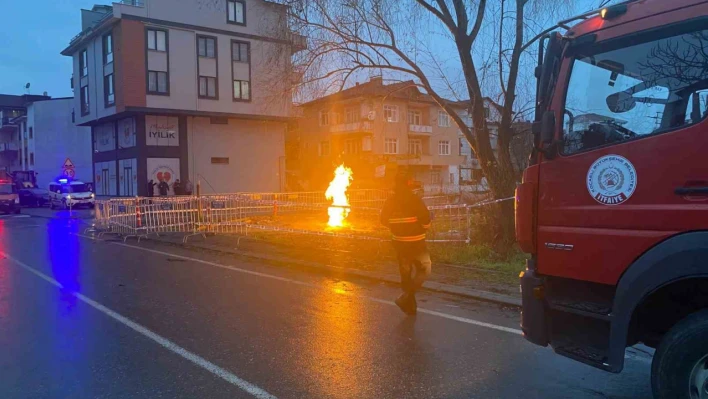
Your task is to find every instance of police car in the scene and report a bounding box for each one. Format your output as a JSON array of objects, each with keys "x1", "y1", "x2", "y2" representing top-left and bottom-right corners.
[{"x1": 48, "y1": 178, "x2": 95, "y2": 209}]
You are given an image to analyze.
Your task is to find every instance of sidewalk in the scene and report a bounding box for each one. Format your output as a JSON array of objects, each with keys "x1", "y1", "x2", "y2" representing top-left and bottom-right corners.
[
  {"x1": 24, "y1": 208, "x2": 522, "y2": 306},
  {"x1": 151, "y1": 232, "x2": 522, "y2": 306}
]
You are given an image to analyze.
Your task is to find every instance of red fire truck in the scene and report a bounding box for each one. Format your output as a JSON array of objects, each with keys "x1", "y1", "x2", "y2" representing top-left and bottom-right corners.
[{"x1": 517, "y1": 1, "x2": 708, "y2": 397}]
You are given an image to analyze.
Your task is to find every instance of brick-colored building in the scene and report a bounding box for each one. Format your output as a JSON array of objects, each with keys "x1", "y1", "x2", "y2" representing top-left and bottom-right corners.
[
  {"x1": 61, "y1": 1, "x2": 305, "y2": 196},
  {"x1": 287, "y1": 77, "x2": 465, "y2": 191}
]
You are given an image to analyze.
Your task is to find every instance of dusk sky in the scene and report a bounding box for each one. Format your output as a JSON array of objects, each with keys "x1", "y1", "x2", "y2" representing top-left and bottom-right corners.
[
  {"x1": 0, "y1": 0, "x2": 605, "y2": 99},
  {"x1": 0, "y1": 0, "x2": 97, "y2": 97}
]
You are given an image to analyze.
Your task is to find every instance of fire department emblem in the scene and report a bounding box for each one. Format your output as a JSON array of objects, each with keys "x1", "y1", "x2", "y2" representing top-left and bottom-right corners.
[{"x1": 587, "y1": 155, "x2": 637, "y2": 205}]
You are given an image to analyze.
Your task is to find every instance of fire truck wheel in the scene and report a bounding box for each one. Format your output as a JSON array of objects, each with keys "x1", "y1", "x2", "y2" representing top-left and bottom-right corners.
[{"x1": 651, "y1": 309, "x2": 708, "y2": 399}]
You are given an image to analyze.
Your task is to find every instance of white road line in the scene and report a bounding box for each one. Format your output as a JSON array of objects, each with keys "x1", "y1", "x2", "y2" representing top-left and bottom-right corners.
[
  {"x1": 73, "y1": 233, "x2": 523, "y2": 335},
  {"x1": 0, "y1": 251, "x2": 278, "y2": 399}
]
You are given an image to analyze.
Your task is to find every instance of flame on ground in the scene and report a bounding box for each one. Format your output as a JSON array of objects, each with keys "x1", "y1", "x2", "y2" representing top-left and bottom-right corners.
[{"x1": 325, "y1": 164, "x2": 353, "y2": 227}]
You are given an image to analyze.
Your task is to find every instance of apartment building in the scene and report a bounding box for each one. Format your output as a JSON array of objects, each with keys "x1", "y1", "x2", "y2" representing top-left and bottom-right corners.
[
  {"x1": 0, "y1": 95, "x2": 92, "y2": 188},
  {"x1": 286, "y1": 77, "x2": 465, "y2": 191},
  {"x1": 453, "y1": 98, "x2": 532, "y2": 191},
  {"x1": 61, "y1": 0, "x2": 305, "y2": 196}
]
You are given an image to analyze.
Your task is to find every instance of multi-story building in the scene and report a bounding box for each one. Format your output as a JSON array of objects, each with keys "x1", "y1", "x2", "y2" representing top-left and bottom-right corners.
[
  {"x1": 286, "y1": 77, "x2": 465, "y2": 191},
  {"x1": 0, "y1": 94, "x2": 92, "y2": 188},
  {"x1": 61, "y1": 0, "x2": 305, "y2": 196},
  {"x1": 453, "y1": 98, "x2": 531, "y2": 192}
]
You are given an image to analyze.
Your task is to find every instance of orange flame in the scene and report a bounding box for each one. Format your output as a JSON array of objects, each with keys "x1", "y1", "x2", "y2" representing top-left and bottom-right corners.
[{"x1": 325, "y1": 164, "x2": 353, "y2": 227}]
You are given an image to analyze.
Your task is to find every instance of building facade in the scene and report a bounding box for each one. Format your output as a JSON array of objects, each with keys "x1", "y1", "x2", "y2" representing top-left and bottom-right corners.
[
  {"x1": 287, "y1": 77, "x2": 465, "y2": 191},
  {"x1": 0, "y1": 95, "x2": 92, "y2": 188},
  {"x1": 62, "y1": 0, "x2": 304, "y2": 196}
]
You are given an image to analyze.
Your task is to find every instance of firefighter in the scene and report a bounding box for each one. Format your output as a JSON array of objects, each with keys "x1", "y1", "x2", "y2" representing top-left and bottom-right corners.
[{"x1": 380, "y1": 173, "x2": 432, "y2": 315}]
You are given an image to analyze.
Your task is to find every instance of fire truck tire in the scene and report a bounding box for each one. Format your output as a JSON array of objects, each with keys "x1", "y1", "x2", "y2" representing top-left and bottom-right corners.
[{"x1": 651, "y1": 309, "x2": 708, "y2": 399}]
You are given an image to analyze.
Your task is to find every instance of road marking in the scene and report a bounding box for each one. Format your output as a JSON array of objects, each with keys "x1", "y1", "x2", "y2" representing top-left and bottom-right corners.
[
  {"x1": 0, "y1": 251, "x2": 278, "y2": 399},
  {"x1": 73, "y1": 233, "x2": 523, "y2": 335},
  {"x1": 0, "y1": 214, "x2": 30, "y2": 219}
]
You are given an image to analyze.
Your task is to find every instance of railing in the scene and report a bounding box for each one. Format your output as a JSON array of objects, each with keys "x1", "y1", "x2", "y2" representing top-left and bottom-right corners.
[
  {"x1": 88, "y1": 189, "x2": 512, "y2": 245},
  {"x1": 409, "y1": 124, "x2": 433, "y2": 134},
  {"x1": 330, "y1": 121, "x2": 373, "y2": 133}
]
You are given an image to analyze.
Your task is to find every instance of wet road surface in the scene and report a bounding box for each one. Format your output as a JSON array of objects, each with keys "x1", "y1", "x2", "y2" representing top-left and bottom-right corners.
[{"x1": 0, "y1": 213, "x2": 653, "y2": 398}]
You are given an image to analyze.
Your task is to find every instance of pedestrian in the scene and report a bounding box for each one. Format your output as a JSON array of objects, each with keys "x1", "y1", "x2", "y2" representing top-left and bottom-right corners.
[
  {"x1": 380, "y1": 173, "x2": 432, "y2": 315},
  {"x1": 157, "y1": 180, "x2": 169, "y2": 196},
  {"x1": 173, "y1": 179, "x2": 182, "y2": 196},
  {"x1": 147, "y1": 180, "x2": 156, "y2": 197},
  {"x1": 184, "y1": 179, "x2": 193, "y2": 196}
]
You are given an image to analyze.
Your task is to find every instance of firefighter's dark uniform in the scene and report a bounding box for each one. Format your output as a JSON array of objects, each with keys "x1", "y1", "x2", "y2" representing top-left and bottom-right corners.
[{"x1": 380, "y1": 186, "x2": 432, "y2": 313}]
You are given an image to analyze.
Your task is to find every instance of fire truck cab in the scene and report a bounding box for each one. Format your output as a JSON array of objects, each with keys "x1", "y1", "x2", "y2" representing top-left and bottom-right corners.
[
  {"x1": 0, "y1": 172, "x2": 20, "y2": 214},
  {"x1": 517, "y1": 1, "x2": 708, "y2": 397}
]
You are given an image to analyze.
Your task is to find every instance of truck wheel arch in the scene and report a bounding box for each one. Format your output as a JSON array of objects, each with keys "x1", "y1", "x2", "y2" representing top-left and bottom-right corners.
[{"x1": 609, "y1": 231, "x2": 708, "y2": 372}]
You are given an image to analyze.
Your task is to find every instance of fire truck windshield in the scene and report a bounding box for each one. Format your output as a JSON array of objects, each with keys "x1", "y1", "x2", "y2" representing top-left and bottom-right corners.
[{"x1": 562, "y1": 29, "x2": 708, "y2": 155}]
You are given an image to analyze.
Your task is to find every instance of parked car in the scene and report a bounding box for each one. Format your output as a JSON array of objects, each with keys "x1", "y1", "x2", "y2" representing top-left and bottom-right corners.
[{"x1": 18, "y1": 187, "x2": 49, "y2": 207}]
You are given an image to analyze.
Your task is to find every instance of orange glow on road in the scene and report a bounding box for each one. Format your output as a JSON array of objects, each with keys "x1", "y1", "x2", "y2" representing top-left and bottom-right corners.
[{"x1": 325, "y1": 164, "x2": 353, "y2": 227}]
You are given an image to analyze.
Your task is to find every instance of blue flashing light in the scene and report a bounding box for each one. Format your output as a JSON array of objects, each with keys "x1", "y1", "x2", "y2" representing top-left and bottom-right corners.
[{"x1": 58, "y1": 178, "x2": 68, "y2": 184}]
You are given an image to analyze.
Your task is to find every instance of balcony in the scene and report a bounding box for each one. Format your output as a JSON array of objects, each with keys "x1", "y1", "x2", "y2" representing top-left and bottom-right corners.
[
  {"x1": 329, "y1": 121, "x2": 373, "y2": 134},
  {"x1": 409, "y1": 124, "x2": 432, "y2": 134}
]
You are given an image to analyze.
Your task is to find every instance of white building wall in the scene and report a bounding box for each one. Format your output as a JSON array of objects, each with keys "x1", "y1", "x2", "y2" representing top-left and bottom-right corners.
[
  {"x1": 187, "y1": 117, "x2": 284, "y2": 193},
  {"x1": 30, "y1": 99, "x2": 92, "y2": 188}
]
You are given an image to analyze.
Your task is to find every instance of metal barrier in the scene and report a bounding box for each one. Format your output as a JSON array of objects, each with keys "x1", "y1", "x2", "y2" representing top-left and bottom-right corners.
[{"x1": 90, "y1": 190, "x2": 513, "y2": 244}]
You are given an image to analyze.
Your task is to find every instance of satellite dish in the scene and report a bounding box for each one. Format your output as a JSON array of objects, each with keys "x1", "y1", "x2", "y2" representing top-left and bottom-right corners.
[{"x1": 367, "y1": 111, "x2": 376, "y2": 120}]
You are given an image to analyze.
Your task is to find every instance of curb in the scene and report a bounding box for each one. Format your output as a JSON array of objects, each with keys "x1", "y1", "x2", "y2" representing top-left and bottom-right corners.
[
  {"x1": 152, "y1": 236, "x2": 522, "y2": 307},
  {"x1": 29, "y1": 211, "x2": 522, "y2": 307}
]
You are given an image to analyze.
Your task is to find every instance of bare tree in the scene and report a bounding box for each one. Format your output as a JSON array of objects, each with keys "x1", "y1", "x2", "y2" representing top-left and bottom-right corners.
[{"x1": 282, "y1": 0, "x2": 572, "y2": 245}]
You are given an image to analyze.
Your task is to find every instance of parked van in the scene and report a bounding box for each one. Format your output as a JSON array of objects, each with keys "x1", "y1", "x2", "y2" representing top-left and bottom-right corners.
[{"x1": 48, "y1": 178, "x2": 95, "y2": 209}]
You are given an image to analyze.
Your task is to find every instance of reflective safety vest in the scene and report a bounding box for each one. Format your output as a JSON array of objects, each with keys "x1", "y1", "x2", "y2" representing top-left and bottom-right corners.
[{"x1": 380, "y1": 190, "x2": 431, "y2": 242}]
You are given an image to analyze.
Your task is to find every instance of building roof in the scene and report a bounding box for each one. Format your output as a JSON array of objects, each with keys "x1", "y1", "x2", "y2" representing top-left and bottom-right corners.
[
  {"x1": 301, "y1": 78, "x2": 464, "y2": 108},
  {"x1": 0, "y1": 94, "x2": 52, "y2": 109},
  {"x1": 575, "y1": 112, "x2": 628, "y2": 125}
]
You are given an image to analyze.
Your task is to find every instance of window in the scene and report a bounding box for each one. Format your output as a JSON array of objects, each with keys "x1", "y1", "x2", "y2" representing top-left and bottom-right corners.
[
  {"x1": 408, "y1": 110, "x2": 422, "y2": 125},
  {"x1": 408, "y1": 138, "x2": 422, "y2": 155},
  {"x1": 80, "y1": 49, "x2": 88, "y2": 77},
  {"x1": 147, "y1": 29, "x2": 167, "y2": 52},
  {"x1": 148, "y1": 71, "x2": 169, "y2": 94},
  {"x1": 438, "y1": 111, "x2": 451, "y2": 127},
  {"x1": 344, "y1": 138, "x2": 361, "y2": 154},
  {"x1": 384, "y1": 138, "x2": 398, "y2": 154},
  {"x1": 438, "y1": 140, "x2": 451, "y2": 155},
  {"x1": 431, "y1": 172, "x2": 441, "y2": 184},
  {"x1": 103, "y1": 33, "x2": 113, "y2": 64},
  {"x1": 199, "y1": 76, "x2": 217, "y2": 98},
  {"x1": 104, "y1": 74, "x2": 115, "y2": 107},
  {"x1": 198, "y1": 36, "x2": 216, "y2": 58},
  {"x1": 450, "y1": 173, "x2": 455, "y2": 184},
  {"x1": 29, "y1": 153, "x2": 34, "y2": 166},
  {"x1": 484, "y1": 106, "x2": 490, "y2": 118},
  {"x1": 318, "y1": 141, "x2": 330, "y2": 157},
  {"x1": 319, "y1": 111, "x2": 330, "y2": 126},
  {"x1": 383, "y1": 105, "x2": 398, "y2": 122},
  {"x1": 211, "y1": 157, "x2": 230, "y2": 164},
  {"x1": 227, "y1": 0, "x2": 246, "y2": 25},
  {"x1": 80, "y1": 86, "x2": 90, "y2": 115},
  {"x1": 233, "y1": 80, "x2": 250, "y2": 100},
  {"x1": 29, "y1": 127, "x2": 33, "y2": 139},
  {"x1": 563, "y1": 28, "x2": 708, "y2": 155},
  {"x1": 232, "y1": 41, "x2": 249, "y2": 62},
  {"x1": 344, "y1": 107, "x2": 358, "y2": 123},
  {"x1": 333, "y1": 112, "x2": 343, "y2": 125}
]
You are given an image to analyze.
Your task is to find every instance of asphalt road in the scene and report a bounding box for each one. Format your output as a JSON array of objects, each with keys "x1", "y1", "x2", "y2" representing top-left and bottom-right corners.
[{"x1": 0, "y1": 212, "x2": 654, "y2": 398}]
